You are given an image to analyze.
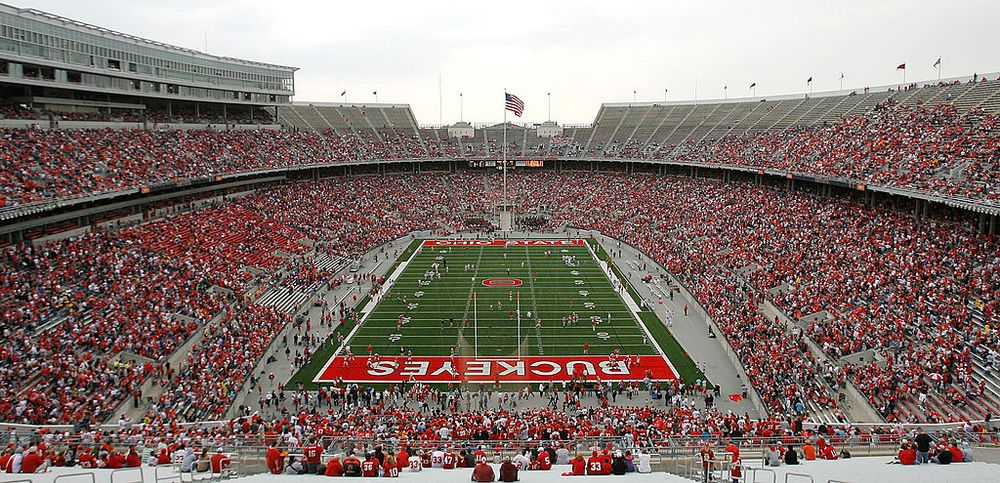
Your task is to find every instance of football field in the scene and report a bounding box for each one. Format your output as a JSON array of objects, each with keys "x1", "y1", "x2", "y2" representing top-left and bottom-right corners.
[{"x1": 293, "y1": 238, "x2": 699, "y2": 387}]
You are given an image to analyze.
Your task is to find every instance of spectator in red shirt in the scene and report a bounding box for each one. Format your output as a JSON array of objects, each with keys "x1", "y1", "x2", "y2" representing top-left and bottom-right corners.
[
  {"x1": 587, "y1": 451, "x2": 604, "y2": 475},
  {"x1": 898, "y1": 441, "x2": 917, "y2": 465},
  {"x1": 949, "y1": 443, "x2": 964, "y2": 463},
  {"x1": 21, "y1": 447, "x2": 46, "y2": 473},
  {"x1": 324, "y1": 456, "x2": 344, "y2": 476},
  {"x1": 265, "y1": 444, "x2": 283, "y2": 474},
  {"x1": 472, "y1": 460, "x2": 495, "y2": 482},
  {"x1": 302, "y1": 440, "x2": 323, "y2": 473},
  {"x1": 125, "y1": 447, "x2": 142, "y2": 468},
  {"x1": 361, "y1": 455, "x2": 378, "y2": 477},
  {"x1": 210, "y1": 449, "x2": 230, "y2": 473}
]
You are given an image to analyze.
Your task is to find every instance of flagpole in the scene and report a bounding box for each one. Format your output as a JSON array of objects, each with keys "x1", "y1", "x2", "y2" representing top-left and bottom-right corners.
[
  {"x1": 460, "y1": 93, "x2": 464, "y2": 122},
  {"x1": 516, "y1": 292, "x2": 521, "y2": 358},
  {"x1": 503, "y1": 90, "x2": 508, "y2": 207},
  {"x1": 547, "y1": 92, "x2": 551, "y2": 122}
]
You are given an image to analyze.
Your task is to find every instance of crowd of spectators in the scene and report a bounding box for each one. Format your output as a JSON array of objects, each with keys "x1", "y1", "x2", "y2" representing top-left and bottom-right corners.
[
  {"x1": 654, "y1": 100, "x2": 999, "y2": 203},
  {"x1": 2, "y1": 91, "x2": 999, "y2": 209},
  {"x1": 149, "y1": 305, "x2": 292, "y2": 423},
  {"x1": 0, "y1": 231, "x2": 225, "y2": 424},
  {"x1": 1, "y1": 169, "x2": 996, "y2": 432},
  {"x1": 1, "y1": 395, "x2": 995, "y2": 476}
]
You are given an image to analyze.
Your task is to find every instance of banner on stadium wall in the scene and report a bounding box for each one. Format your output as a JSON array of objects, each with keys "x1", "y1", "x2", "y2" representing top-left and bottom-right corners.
[
  {"x1": 422, "y1": 239, "x2": 584, "y2": 247},
  {"x1": 314, "y1": 355, "x2": 676, "y2": 384}
]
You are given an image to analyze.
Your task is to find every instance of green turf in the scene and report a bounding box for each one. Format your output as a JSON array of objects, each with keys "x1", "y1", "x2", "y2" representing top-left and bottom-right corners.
[{"x1": 288, "y1": 238, "x2": 705, "y2": 390}]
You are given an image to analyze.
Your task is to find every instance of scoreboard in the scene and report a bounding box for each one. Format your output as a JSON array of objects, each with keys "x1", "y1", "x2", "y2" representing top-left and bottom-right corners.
[{"x1": 468, "y1": 160, "x2": 544, "y2": 168}]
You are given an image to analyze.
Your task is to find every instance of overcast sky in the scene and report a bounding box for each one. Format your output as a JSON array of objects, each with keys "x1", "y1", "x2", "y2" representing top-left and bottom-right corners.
[{"x1": 14, "y1": 0, "x2": 1000, "y2": 124}]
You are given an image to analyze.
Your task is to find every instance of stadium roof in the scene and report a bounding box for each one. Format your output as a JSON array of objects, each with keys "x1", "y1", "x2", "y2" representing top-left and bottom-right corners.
[{"x1": 599, "y1": 71, "x2": 1000, "y2": 109}]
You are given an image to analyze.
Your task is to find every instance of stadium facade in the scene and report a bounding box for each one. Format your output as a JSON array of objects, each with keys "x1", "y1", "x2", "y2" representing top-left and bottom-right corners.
[{"x1": 0, "y1": 2, "x2": 295, "y2": 120}]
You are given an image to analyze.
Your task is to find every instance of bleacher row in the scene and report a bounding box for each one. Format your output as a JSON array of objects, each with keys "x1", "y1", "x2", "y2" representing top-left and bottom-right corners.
[
  {"x1": 1, "y1": 75, "x2": 999, "y2": 212},
  {"x1": 255, "y1": 254, "x2": 352, "y2": 314}
]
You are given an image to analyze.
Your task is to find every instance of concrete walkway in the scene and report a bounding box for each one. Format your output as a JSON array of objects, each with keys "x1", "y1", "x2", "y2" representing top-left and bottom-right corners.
[{"x1": 575, "y1": 230, "x2": 760, "y2": 418}]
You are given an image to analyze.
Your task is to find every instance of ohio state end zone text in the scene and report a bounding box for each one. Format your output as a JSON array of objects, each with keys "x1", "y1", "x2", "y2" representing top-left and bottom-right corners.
[{"x1": 316, "y1": 355, "x2": 676, "y2": 384}]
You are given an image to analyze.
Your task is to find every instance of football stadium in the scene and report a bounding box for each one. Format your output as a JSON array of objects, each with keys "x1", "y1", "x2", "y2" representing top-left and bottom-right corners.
[{"x1": 0, "y1": 1, "x2": 998, "y2": 482}]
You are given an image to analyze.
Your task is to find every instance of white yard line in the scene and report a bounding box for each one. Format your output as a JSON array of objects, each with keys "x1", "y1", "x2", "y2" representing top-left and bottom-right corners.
[
  {"x1": 583, "y1": 241, "x2": 680, "y2": 377},
  {"x1": 312, "y1": 243, "x2": 424, "y2": 383}
]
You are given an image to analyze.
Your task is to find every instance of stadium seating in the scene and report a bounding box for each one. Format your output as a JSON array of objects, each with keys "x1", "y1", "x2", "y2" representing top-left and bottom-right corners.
[
  {"x1": 2, "y1": 81, "x2": 1000, "y2": 210},
  {"x1": 2, "y1": 171, "x2": 995, "y2": 430}
]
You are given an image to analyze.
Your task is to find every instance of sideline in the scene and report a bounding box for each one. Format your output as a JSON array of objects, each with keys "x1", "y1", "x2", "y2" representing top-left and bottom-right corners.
[
  {"x1": 310, "y1": 241, "x2": 424, "y2": 382},
  {"x1": 583, "y1": 238, "x2": 680, "y2": 379}
]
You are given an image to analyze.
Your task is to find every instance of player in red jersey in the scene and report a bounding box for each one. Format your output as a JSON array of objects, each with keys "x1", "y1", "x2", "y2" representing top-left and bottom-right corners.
[
  {"x1": 443, "y1": 448, "x2": 457, "y2": 469},
  {"x1": 302, "y1": 440, "x2": 323, "y2": 474},
  {"x1": 361, "y1": 456, "x2": 378, "y2": 477}
]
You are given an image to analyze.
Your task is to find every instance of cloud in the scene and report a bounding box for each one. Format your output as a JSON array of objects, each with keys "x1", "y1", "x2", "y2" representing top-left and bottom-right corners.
[{"x1": 12, "y1": 0, "x2": 1000, "y2": 124}]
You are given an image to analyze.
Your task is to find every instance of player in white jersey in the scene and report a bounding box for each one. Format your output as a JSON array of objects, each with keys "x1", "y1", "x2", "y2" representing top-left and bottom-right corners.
[
  {"x1": 513, "y1": 450, "x2": 531, "y2": 470},
  {"x1": 407, "y1": 455, "x2": 422, "y2": 472},
  {"x1": 430, "y1": 448, "x2": 445, "y2": 468}
]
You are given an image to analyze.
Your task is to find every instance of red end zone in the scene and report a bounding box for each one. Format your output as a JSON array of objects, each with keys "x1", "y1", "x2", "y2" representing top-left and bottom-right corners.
[
  {"x1": 315, "y1": 355, "x2": 676, "y2": 384},
  {"x1": 423, "y1": 239, "x2": 584, "y2": 247}
]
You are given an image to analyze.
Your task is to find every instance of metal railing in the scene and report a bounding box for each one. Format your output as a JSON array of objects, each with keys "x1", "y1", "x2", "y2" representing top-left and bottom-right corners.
[
  {"x1": 109, "y1": 467, "x2": 143, "y2": 483},
  {"x1": 53, "y1": 473, "x2": 97, "y2": 483},
  {"x1": 784, "y1": 472, "x2": 815, "y2": 483},
  {"x1": 748, "y1": 467, "x2": 777, "y2": 483}
]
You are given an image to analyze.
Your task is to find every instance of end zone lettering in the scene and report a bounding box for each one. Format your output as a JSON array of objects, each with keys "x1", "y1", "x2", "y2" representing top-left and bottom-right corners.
[
  {"x1": 423, "y1": 239, "x2": 584, "y2": 247},
  {"x1": 316, "y1": 355, "x2": 677, "y2": 383}
]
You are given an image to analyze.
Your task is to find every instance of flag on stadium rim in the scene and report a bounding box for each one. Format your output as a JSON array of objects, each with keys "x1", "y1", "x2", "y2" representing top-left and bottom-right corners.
[
  {"x1": 897, "y1": 63, "x2": 906, "y2": 70},
  {"x1": 933, "y1": 57, "x2": 941, "y2": 68},
  {"x1": 505, "y1": 93, "x2": 524, "y2": 117}
]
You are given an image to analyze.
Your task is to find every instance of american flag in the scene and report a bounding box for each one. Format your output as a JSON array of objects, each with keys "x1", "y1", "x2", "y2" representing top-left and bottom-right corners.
[{"x1": 505, "y1": 93, "x2": 524, "y2": 117}]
